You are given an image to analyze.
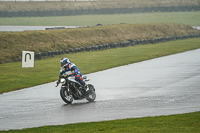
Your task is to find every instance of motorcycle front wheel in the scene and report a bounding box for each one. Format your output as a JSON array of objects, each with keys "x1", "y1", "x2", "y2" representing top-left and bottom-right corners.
[
  {"x1": 60, "y1": 87, "x2": 73, "y2": 104},
  {"x1": 86, "y1": 84, "x2": 96, "y2": 102}
]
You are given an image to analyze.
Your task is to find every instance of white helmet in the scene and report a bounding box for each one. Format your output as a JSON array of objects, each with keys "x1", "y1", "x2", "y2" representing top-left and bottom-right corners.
[{"x1": 60, "y1": 57, "x2": 70, "y2": 67}]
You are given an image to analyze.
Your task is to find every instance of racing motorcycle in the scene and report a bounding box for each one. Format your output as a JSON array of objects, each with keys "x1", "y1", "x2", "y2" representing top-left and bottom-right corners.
[{"x1": 56, "y1": 74, "x2": 96, "y2": 104}]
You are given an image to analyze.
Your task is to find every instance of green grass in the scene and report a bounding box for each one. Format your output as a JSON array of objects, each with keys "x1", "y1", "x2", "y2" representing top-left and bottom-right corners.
[
  {"x1": 0, "y1": 11, "x2": 200, "y2": 26},
  {"x1": 0, "y1": 38, "x2": 200, "y2": 94},
  {"x1": 1, "y1": 111, "x2": 200, "y2": 132}
]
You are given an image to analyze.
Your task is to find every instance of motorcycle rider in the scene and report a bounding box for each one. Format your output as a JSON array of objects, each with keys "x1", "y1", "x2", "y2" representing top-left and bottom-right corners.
[{"x1": 57, "y1": 57, "x2": 87, "y2": 90}]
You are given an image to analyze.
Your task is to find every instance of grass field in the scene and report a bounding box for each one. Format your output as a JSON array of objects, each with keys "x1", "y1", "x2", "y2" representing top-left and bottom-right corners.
[{"x1": 0, "y1": 11, "x2": 200, "y2": 26}]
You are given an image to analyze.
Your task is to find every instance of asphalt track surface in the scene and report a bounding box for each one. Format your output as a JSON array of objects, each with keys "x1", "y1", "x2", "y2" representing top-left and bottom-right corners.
[
  {"x1": 0, "y1": 26, "x2": 82, "y2": 32},
  {"x1": 0, "y1": 49, "x2": 200, "y2": 130},
  {"x1": 0, "y1": 26, "x2": 199, "y2": 32}
]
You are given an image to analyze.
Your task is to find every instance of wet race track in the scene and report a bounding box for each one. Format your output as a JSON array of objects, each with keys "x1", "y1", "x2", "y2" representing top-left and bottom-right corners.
[
  {"x1": 0, "y1": 26, "x2": 199, "y2": 32},
  {"x1": 0, "y1": 26, "x2": 81, "y2": 32},
  {"x1": 0, "y1": 49, "x2": 200, "y2": 130}
]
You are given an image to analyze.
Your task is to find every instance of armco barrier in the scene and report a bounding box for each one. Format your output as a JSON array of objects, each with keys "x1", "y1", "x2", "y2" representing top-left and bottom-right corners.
[{"x1": 1, "y1": 5, "x2": 200, "y2": 17}]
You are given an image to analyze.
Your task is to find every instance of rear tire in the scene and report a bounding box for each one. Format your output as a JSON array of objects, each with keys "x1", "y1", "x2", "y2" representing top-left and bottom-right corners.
[{"x1": 60, "y1": 87, "x2": 73, "y2": 104}]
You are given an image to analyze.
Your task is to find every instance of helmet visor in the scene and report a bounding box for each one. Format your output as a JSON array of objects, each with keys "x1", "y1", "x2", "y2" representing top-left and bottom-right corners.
[{"x1": 61, "y1": 62, "x2": 66, "y2": 67}]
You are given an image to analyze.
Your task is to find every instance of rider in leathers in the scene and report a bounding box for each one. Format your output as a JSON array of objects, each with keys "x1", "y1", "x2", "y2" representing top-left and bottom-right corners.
[{"x1": 57, "y1": 57, "x2": 87, "y2": 89}]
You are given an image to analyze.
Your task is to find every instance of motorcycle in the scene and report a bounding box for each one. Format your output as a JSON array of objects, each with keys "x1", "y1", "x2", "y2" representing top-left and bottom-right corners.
[{"x1": 56, "y1": 74, "x2": 96, "y2": 104}]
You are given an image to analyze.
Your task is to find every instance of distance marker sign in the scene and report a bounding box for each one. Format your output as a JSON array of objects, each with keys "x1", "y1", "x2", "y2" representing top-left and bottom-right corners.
[{"x1": 22, "y1": 51, "x2": 34, "y2": 68}]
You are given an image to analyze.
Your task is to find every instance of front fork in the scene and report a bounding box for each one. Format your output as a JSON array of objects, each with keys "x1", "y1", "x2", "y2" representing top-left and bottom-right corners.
[
  {"x1": 65, "y1": 80, "x2": 70, "y2": 92},
  {"x1": 61, "y1": 81, "x2": 70, "y2": 93}
]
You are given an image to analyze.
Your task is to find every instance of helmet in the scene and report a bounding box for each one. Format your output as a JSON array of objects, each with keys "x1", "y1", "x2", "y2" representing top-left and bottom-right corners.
[{"x1": 60, "y1": 57, "x2": 70, "y2": 67}]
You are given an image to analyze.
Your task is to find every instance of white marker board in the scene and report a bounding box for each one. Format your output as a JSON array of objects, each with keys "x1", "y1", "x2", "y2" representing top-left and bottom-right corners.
[{"x1": 22, "y1": 51, "x2": 34, "y2": 68}]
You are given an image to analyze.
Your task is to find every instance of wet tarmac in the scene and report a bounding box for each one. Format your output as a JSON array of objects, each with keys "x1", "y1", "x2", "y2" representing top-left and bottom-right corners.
[
  {"x1": 0, "y1": 26, "x2": 199, "y2": 32},
  {"x1": 0, "y1": 26, "x2": 82, "y2": 32},
  {"x1": 0, "y1": 49, "x2": 200, "y2": 130}
]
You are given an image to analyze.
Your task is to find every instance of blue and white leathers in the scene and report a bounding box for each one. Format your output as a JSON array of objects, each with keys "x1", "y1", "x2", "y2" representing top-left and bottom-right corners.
[{"x1": 59, "y1": 63, "x2": 84, "y2": 84}]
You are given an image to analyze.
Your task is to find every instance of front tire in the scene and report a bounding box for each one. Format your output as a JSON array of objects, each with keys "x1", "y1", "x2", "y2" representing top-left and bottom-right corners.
[
  {"x1": 60, "y1": 87, "x2": 73, "y2": 104},
  {"x1": 86, "y1": 84, "x2": 96, "y2": 102}
]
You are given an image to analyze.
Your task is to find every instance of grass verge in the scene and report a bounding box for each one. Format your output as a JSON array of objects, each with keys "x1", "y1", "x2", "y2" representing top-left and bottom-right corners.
[
  {"x1": 1, "y1": 111, "x2": 200, "y2": 132},
  {"x1": 0, "y1": 38, "x2": 200, "y2": 94},
  {"x1": 0, "y1": 11, "x2": 200, "y2": 26},
  {"x1": 1, "y1": 23, "x2": 199, "y2": 62}
]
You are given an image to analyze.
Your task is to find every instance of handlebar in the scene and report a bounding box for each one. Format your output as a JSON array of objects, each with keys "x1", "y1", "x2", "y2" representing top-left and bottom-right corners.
[
  {"x1": 56, "y1": 74, "x2": 73, "y2": 87},
  {"x1": 60, "y1": 74, "x2": 73, "y2": 79}
]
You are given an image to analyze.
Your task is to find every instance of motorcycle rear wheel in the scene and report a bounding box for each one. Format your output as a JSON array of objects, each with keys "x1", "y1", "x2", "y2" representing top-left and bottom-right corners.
[{"x1": 60, "y1": 87, "x2": 73, "y2": 104}]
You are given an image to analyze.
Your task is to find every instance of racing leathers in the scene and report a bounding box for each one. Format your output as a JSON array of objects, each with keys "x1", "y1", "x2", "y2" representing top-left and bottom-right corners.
[{"x1": 58, "y1": 63, "x2": 85, "y2": 86}]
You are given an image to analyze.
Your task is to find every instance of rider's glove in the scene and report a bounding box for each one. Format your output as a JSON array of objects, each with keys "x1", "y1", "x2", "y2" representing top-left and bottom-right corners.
[
  {"x1": 56, "y1": 78, "x2": 60, "y2": 85},
  {"x1": 56, "y1": 80, "x2": 60, "y2": 86}
]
